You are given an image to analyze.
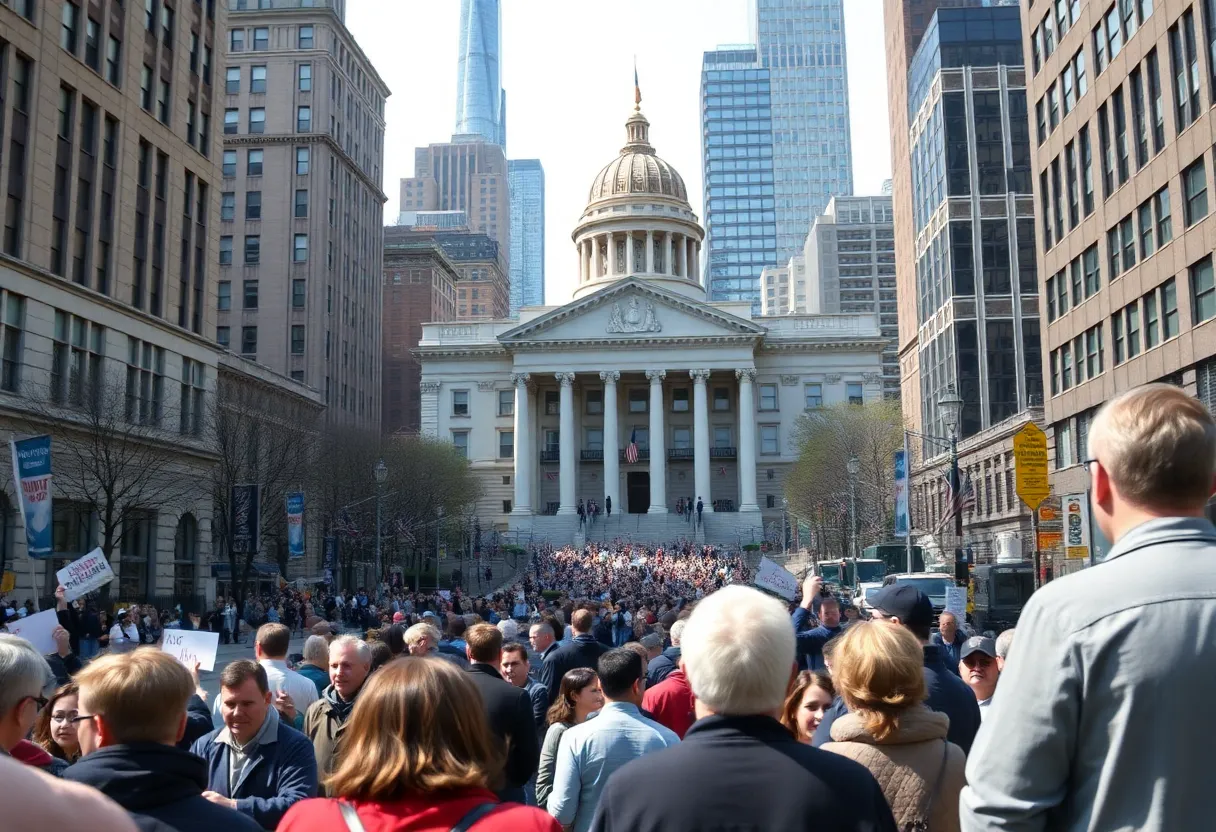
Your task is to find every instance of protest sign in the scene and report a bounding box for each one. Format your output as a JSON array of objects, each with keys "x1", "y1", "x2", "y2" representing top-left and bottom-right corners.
[
  {"x1": 754, "y1": 556, "x2": 798, "y2": 601},
  {"x1": 515, "y1": 589, "x2": 525, "y2": 602},
  {"x1": 945, "y1": 585, "x2": 968, "y2": 620},
  {"x1": 161, "y1": 630, "x2": 220, "y2": 672},
  {"x1": 438, "y1": 590, "x2": 451, "y2": 601},
  {"x1": 55, "y1": 548, "x2": 115, "y2": 601},
  {"x1": 6, "y1": 608, "x2": 59, "y2": 655},
  {"x1": 10, "y1": 435, "x2": 53, "y2": 557}
]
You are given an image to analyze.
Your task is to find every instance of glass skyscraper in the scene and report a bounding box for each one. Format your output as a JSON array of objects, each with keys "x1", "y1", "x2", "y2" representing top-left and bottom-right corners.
[
  {"x1": 702, "y1": 0, "x2": 854, "y2": 307},
  {"x1": 508, "y1": 159, "x2": 546, "y2": 314},
  {"x1": 455, "y1": 0, "x2": 505, "y2": 148}
]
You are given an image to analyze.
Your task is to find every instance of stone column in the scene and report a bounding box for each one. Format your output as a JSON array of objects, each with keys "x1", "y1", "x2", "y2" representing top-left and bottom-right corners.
[
  {"x1": 592, "y1": 236, "x2": 602, "y2": 278},
  {"x1": 645, "y1": 230, "x2": 655, "y2": 273},
  {"x1": 581, "y1": 240, "x2": 590, "y2": 283},
  {"x1": 601, "y1": 371, "x2": 620, "y2": 515},
  {"x1": 688, "y1": 238, "x2": 698, "y2": 283},
  {"x1": 511, "y1": 373, "x2": 532, "y2": 515},
  {"x1": 691, "y1": 369, "x2": 713, "y2": 514},
  {"x1": 606, "y1": 231, "x2": 615, "y2": 276},
  {"x1": 736, "y1": 368, "x2": 760, "y2": 512},
  {"x1": 665, "y1": 232, "x2": 674, "y2": 276},
  {"x1": 556, "y1": 372, "x2": 576, "y2": 514},
  {"x1": 646, "y1": 370, "x2": 667, "y2": 513},
  {"x1": 626, "y1": 233, "x2": 635, "y2": 276}
]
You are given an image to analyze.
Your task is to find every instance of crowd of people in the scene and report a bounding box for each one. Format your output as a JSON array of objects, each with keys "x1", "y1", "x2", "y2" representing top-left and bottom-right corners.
[{"x1": 2, "y1": 383, "x2": 1215, "y2": 830}]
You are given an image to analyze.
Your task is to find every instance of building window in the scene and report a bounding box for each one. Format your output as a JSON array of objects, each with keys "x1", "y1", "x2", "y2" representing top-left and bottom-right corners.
[
  {"x1": 760, "y1": 425, "x2": 779, "y2": 455},
  {"x1": 105, "y1": 36, "x2": 121, "y2": 85},
  {"x1": 1112, "y1": 310, "x2": 1125, "y2": 364},
  {"x1": 225, "y1": 66, "x2": 240, "y2": 94},
  {"x1": 585, "y1": 427, "x2": 604, "y2": 452},
  {"x1": 180, "y1": 359, "x2": 204, "y2": 436},
  {"x1": 140, "y1": 64, "x2": 153, "y2": 110},
  {"x1": 217, "y1": 326, "x2": 230, "y2": 349},
  {"x1": 628, "y1": 387, "x2": 647, "y2": 413},
  {"x1": 713, "y1": 387, "x2": 729, "y2": 411},
  {"x1": 229, "y1": 29, "x2": 244, "y2": 52},
  {"x1": 243, "y1": 279, "x2": 258, "y2": 309},
  {"x1": 1086, "y1": 324, "x2": 1104, "y2": 378},
  {"x1": 249, "y1": 108, "x2": 265, "y2": 133},
  {"x1": 125, "y1": 337, "x2": 165, "y2": 426},
  {"x1": 253, "y1": 27, "x2": 268, "y2": 51},
  {"x1": 758, "y1": 383, "x2": 778, "y2": 411},
  {"x1": 84, "y1": 16, "x2": 100, "y2": 68},
  {"x1": 847, "y1": 382, "x2": 864, "y2": 405},
  {"x1": 672, "y1": 427, "x2": 691, "y2": 449},
  {"x1": 247, "y1": 149, "x2": 263, "y2": 175},
  {"x1": 217, "y1": 280, "x2": 231, "y2": 310},
  {"x1": 241, "y1": 326, "x2": 257, "y2": 355},
  {"x1": 1126, "y1": 303, "x2": 1142, "y2": 358},
  {"x1": 294, "y1": 189, "x2": 308, "y2": 218},
  {"x1": 157, "y1": 79, "x2": 170, "y2": 124},
  {"x1": 1156, "y1": 186, "x2": 1173, "y2": 244},
  {"x1": 61, "y1": 2, "x2": 80, "y2": 53},
  {"x1": 219, "y1": 236, "x2": 233, "y2": 264},
  {"x1": 292, "y1": 279, "x2": 306, "y2": 308},
  {"x1": 1185, "y1": 157, "x2": 1209, "y2": 226},
  {"x1": 298, "y1": 63, "x2": 312, "y2": 92},
  {"x1": 1, "y1": 292, "x2": 26, "y2": 393},
  {"x1": 160, "y1": 3, "x2": 173, "y2": 46},
  {"x1": 290, "y1": 325, "x2": 305, "y2": 354},
  {"x1": 1162, "y1": 277, "x2": 1179, "y2": 339},
  {"x1": 223, "y1": 108, "x2": 238, "y2": 134},
  {"x1": 585, "y1": 389, "x2": 602, "y2": 415},
  {"x1": 804, "y1": 383, "x2": 822, "y2": 409},
  {"x1": 245, "y1": 190, "x2": 261, "y2": 220},
  {"x1": 220, "y1": 192, "x2": 235, "y2": 221},
  {"x1": 222, "y1": 150, "x2": 236, "y2": 177},
  {"x1": 713, "y1": 426, "x2": 731, "y2": 448},
  {"x1": 452, "y1": 431, "x2": 469, "y2": 458},
  {"x1": 250, "y1": 65, "x2": 266, "y2": 94},
  {"x1": 1192, "y1": 255, "x2": 1216, "y2": 322},
  {"x1": 498, "y1": 389, "x2": 513, "y2": 416},
  {"x1": 671, "y1": 388, "x2": 689, "y2": 412},
  {"x1": 298, "y1": 25, "x2": 314, "y2": 49},
  {"x1": 1147, "y1": 48, "x2": 1166, "y2": 152},
  {"x1": 499, "y1": 430, "x2": 514, "y2": 459},
  {"x1": 51, "y1": 311, "x2": 104, "y2": 406},
  {"x1": 244, "y1": 235, "x2": 260, "y2": 264},
  {"x1": 297, "y1": 106, "x2": 311, "y2": 132},
  {"x1": 293, "y1": 234, "x2": 308, "y2": 262},
  {"x1": 295, "y1": 147, "x2": 309, "y2": 174},
  {"x1": 1169, "y1": 13, "x2": 1202, "y2": 131},
  {"x1": 452, "y1": 389, "x2": 469, "y2": 416}
]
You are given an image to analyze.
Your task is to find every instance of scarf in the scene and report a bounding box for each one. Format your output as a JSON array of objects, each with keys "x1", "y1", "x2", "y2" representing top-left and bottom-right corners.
[{"x1": 324, "y1": 684, "x2": 357, "y2": 722}]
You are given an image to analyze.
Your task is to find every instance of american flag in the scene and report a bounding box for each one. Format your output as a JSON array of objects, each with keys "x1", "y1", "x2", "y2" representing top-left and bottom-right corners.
[
  {"x1": 934, "y1": 470, "x2": 977, "y2": 532},
  {"x1": 625, "y1": 428, "x2": 639, "y2": 464}
]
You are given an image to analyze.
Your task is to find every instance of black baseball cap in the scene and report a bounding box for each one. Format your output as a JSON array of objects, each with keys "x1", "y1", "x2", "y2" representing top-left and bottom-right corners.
[
  {"x1": 960, "y1": 636, "x2": 997, "y2": 660},
  {"x1": 867, "y1": 584, "x2": 934, "y2": 629}
]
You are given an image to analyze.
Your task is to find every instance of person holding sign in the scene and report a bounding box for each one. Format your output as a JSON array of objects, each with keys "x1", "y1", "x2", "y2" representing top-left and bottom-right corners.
[{"x1": 62, "y1": 650, "x2": 262, "y2": 832}]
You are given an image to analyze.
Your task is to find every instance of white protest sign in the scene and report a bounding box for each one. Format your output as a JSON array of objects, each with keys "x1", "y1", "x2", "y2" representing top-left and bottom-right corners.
[
  {"x1": 6, "y1": 608, "x2": 60, "y2": 655},
  {"x1": 161, "y1": 629, "x2": 220, "y2": 672},
  {"x1": 55, "y1": 548, "x2": 115, "y2": 601},
  {"x1": 514, "y1": 589, "x2": 525, "y2": 602},
  {"x1": 438, "y1": 590, "x2": 451, "y2": 601},
  {"x1": 754, "y1": 556, "x2": 798, "y2": 601},
  {"x1": 946, "y1": 586, "x2": 968, "y2": 620}
]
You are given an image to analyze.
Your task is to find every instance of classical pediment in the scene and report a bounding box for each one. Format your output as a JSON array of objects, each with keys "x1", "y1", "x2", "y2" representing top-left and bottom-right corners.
[{"x1": 498, "y1": 279, "x2": 764, "y2": 348}]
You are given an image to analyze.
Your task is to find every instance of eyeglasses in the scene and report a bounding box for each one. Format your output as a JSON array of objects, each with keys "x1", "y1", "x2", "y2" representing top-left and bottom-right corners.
[
  {"x1": 27, "y1": 696, "x2": 48, "y2": 711},
  {"x1": 67, "y1": 713, "x2": 98, "y2": 725},
  {"x1": 1081, "y1": 457, "x2": 1100, "y2": 469},
  {"x1": 50, "y1": 710, "x2": 80, "y2": 723}
]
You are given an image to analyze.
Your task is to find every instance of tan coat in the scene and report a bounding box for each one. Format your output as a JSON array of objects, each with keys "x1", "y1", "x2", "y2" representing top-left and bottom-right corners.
[
  {"x1": 822, "y1": 706, "x2": 966, "y2": 832},
  {"x1": 302, "y1": 695, "x2": 348, "y2": 782}
]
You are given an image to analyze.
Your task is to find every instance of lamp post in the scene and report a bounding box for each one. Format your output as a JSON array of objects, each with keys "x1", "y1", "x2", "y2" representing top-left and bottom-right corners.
[
  {"x1": 847, "y1": 455, "x2": 860, "y2": 560},
  {"x1": 938, "y1": 386, "x2": 965, "y2": 582},
  {"x1": 781, "y1": 497, "x2": 789, "y2": 557},
  {"x1": 373, "y1": 458, "x2": 387, "y2": 601}
]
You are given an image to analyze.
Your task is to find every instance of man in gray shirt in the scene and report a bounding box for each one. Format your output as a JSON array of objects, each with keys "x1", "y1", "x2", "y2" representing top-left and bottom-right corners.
[{"x1": 962, "y1": 383, "x2": 1216, "y2": 831}]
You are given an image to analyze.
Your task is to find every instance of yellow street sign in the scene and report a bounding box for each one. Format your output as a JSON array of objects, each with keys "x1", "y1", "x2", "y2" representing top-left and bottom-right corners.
[{"x1": 1013, "y1": 422, "x2": 1050, "y2": 510}]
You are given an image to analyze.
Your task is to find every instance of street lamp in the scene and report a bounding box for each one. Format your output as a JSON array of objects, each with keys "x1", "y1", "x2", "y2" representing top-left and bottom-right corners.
[
  {"x1": 847, "y1": 455, "x2": 860, "y2": 560},
  {"x1": 373, "y1": 458, "x2": 387, "y2": 601},
  {"x1": 938, "y1": 386, "x2": 964, "y2": 580}
]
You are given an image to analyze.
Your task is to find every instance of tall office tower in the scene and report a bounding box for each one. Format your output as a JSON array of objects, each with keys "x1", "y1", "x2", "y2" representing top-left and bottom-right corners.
[
  {"x1": 402, "y1": 139, "x2": 509, "y2": 247},
  {"x1": 382, "y1": 226, "x2": 458, "y2": 435},
  {"x1": 0, "y1": 0, "x2": 229, "y2": 598},
  {"x1": 438, "y1": 232, "x2": 507, "y2": 319},
  {"x1": 700, "y1": 46, "x2": 777, "y2": 305},
  {"x1": 802, "y1": 196, "x2": 901, "y2": 399},
  {"x1": 508, "y1": 159, "x2": 545, "y2": 314},
  {"x1": 218, "y1": 0, "x2": 390, "y2": 431},
  {"x1": 1029, "y1": 1, "x2": 1216, "y2": 530},
  {"x1": 455, "y1": 0, "x2": 504, "y2": 147}
]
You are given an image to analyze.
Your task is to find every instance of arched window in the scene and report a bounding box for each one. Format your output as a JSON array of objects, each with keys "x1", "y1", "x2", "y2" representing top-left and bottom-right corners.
[{"x1": 173, "y1": 513, "x2": 198, "y2": 599}]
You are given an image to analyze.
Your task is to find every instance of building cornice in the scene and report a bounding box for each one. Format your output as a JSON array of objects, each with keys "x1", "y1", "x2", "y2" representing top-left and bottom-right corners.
[{"x1": 224, "y1": 133, "x2": 387, "y2": 202}]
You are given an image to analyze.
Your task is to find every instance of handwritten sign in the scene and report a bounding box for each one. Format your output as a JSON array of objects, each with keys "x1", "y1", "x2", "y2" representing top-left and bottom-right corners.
[
  {"x1": 161, "y1": 630, "x2": 220, "y2": 672},
  {"x1": 437, "y1": 590, "x2": 451, "y2": 601},
  {"x1": 6, "y1": 608, "x2": 60, "y2": 655},
  {"x1": 55, "y1": 548, "x2": 115, "y2": 601},
  {"x1": 754, "y1": 557, "x2": 798, "y2": 601},
  {"x1": 945, "y1": 586, "x2": 968, "y2": 620}
]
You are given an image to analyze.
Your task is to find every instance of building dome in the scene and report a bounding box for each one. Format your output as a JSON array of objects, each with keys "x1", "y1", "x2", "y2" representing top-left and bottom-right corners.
[{"x1": 586, "y1": 111, "x2": 688, "y2": 206}]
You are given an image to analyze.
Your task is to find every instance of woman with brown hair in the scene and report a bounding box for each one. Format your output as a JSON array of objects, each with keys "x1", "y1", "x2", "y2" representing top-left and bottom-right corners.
[
  {"x1": 277, "y1": 657, "x2": 558, "y2": 832},
  {"x1": 31, "y1": 683, "x2": 82, "y2": 763},
  {"x1": 780, "y1": 670, "x2": 835, "y2": 744},
  {"x1": 535, "y1": 668, "x2": 603, "y2": 808},
  {"x1": 821, "y1": 621, "x2": 966, "y2": 831}
]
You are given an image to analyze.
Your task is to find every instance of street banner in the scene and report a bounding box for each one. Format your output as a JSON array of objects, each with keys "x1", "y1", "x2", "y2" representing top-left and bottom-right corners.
[
  {"x1": 286, "y1": 492, "x2": 305, "y2": 559},
  {"x1": 894, "y1": 449, "x2": 910, "y2": 538},
  {"x1": 9, "y1": 435, "x2": 53, "y2": 557},
  {"x1": 161, "y1": 629, "x2": 220, "y2": 672},
  {"x1": 6, "y1": 608, "x2": 59, "y2": 654},
  {"x1": 1064, "y1": 493, "x2": 1091, "y2": 559},
  {"x1": 55, "y1": 548, "x2": 115, "y2": 601},
  {"x1": 754, "y1": 556, "x2": 798, "y2": 601},
  {"x1": 230, "y1": 484, "x2": 260, "y2": 555}
]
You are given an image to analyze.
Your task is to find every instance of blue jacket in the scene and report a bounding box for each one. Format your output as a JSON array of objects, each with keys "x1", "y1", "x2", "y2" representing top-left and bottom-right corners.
[
  {"x1": 813, "y1": 644, "x2": 981, "y2": 754},
  {"x1": 190, "y1": 717, "x2": 318, "y2": 829},
  {"x1": 646, "y1": 646, "x2": 681, "y2": 687},
  {"x1": 791, "y1": 608, "x2": 843, "y2": 671},
  {"x1": 931, "y1": 629, "x2": 967, "y2": 674}
]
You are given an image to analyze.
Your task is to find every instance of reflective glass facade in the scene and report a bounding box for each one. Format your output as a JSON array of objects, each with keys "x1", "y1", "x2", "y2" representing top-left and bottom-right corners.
[
  {"x1": 508, "y1": 159, "x2": 545, "y2": 315},
  {"x1": 701, "y1": 48, "x2": 777, "y2": 304},
  {"x1": 909, "y1": 5, "x2": 1042, "y2": 445},
  {"x1": 455, "y1": 0, "x2": 504, "y2": 148}
]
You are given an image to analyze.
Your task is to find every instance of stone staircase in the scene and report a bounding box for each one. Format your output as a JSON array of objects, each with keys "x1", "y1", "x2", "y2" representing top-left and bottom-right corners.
[{"x1": 510, "y1": 511, "x2": 767, "y2": 550}]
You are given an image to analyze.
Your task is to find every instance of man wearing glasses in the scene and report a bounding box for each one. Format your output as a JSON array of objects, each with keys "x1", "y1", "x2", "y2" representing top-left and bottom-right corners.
[{"x1": 0, "y1": 633, "x2": 55, "y2": 768}]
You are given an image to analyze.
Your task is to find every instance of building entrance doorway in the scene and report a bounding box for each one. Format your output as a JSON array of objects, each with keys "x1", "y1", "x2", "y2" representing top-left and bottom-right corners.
[{"x1": 627, "y1": 472, "x2": 650, "y2": 514}]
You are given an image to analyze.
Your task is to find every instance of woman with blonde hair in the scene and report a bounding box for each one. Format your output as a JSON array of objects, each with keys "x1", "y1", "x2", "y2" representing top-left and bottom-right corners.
[
  {"x1": 277, "y1": 657, "x2": 558, "y2": 832},
  {"x1": 822, "y1": 621, "x2": 966, "y2": 831},
  {"x1": 780, "y1": 670, "x2": 835, "y2": 744},
  {"x1": 31, "y1": 683, "x2": 82, "y2": 763}
]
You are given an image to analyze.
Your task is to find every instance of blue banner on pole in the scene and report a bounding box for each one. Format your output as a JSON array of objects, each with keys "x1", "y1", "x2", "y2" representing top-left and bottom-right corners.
[
  {"x1": 894, "y1": 450, "x2": 910, "y2": 538},
  {"x1": 10, "y1": 435, "x2": 54, "y2": 557},
  {"x1": 286, "y1": 492, "x2": 305, "y2": 559}
]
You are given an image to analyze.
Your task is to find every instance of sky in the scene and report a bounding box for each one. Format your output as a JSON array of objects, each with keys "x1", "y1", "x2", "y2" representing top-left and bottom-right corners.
[{"x1": 346, "y1": 0, "x2": 892, "y2": 305}]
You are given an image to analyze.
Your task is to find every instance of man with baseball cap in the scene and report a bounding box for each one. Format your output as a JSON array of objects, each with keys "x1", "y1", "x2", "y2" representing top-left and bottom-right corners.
[
  {"x1": 959, "y1": 636, "x2": 1000, "y2": 715},
  {"x1": 812, "y1": 583, "x2": 981, "y2": 754}
]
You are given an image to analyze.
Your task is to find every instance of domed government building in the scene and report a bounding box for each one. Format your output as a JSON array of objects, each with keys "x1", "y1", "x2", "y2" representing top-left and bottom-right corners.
[{"x1": 418, "y1": 96, "x2": 886, "y2": 544}]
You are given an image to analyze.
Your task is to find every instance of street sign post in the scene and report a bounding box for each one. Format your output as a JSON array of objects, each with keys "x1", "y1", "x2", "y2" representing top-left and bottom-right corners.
[{"x1": 1013, "y1": 423, "x2": 1050, "y2": 588}]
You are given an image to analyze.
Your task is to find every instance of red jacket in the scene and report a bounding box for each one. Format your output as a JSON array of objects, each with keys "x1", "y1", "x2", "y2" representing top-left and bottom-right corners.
[
  {"x1": 278, "y1": 788, "x2": 559, "y2": 832},
  {"x1": 642, "y1": 668, "x2": 696, "y2": 738}
]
